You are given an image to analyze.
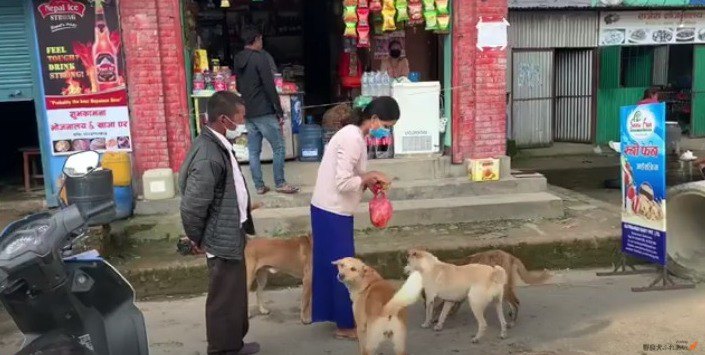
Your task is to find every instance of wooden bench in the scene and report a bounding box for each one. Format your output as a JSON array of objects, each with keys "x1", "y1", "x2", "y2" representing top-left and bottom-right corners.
[{"x1": 19, "y1": 147, "x2": 43, "y2": 192}]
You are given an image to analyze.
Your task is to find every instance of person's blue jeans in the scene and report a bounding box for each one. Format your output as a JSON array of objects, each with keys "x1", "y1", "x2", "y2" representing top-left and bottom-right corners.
[{"x1": 246, "y1": 114, "x2": 286, "y2": 190}]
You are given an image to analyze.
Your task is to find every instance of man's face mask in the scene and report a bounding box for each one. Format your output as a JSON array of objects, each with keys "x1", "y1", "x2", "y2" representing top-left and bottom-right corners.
[
  {"x1": 223, "y1": 115, "x2": 240, "y2": 139},
  {"x1": 390, "y1": 48, "x2": 401, "y2": 59}
]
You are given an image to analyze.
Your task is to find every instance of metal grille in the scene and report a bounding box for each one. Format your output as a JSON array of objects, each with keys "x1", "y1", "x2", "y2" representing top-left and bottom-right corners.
[
  {"x1": 554, "y1": 49, "x2": 594, "y2": 143},
  {"x1": 512, "y1": 50, "x2": 554, "y2": 147},
  {"x1": 0, "y1": 1, "x2": 34, "y2": 98},
  {"x1": 402, "y1": 135, "x2": 433, "y2": 152}
]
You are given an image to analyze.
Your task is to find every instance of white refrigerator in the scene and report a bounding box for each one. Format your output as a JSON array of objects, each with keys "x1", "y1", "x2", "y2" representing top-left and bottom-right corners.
[{"x1": 391, "y1": 81, "x2": 441, "y2": 155}]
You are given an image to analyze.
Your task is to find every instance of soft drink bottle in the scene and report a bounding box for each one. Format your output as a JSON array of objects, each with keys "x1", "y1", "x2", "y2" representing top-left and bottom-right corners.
[{"x1": 92, "y1": 0, "x2": 119, "y2": 91}]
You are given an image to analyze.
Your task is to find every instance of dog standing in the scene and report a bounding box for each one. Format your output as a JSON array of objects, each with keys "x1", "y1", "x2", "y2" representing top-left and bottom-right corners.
[
  {"x1": 245, "y1": 234, "x2": 312, "y2": 324},
  {"x1": 406, "y1": 249, "x2": 508, "y2": 343},
  {"x1": 433, "y1": 249, "x2": 552, "y2": 326},
  {"x1": 333, "y1": 257, "x2": 423, "y2": 355}
]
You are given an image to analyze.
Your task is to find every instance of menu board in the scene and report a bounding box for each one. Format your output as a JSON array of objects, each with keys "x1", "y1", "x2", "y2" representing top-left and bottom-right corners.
[
  {"x1": 599, "y1": 10, "x2": 705, "y2": 46},
  {"x1": 33, "y1": 0, "x2": 132, "y2": 155}
]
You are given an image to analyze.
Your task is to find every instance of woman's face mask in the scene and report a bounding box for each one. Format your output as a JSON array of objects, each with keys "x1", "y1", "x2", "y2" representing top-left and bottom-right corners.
[
  {"x1": 369, "y1": 117, "x2": 392, "y2": 139},
  {"x1": 390, "y1": 48, "x2": 401, "y2": 59}
]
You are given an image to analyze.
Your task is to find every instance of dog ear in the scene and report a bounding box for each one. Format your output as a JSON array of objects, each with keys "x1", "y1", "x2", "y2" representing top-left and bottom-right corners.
[{"x1": 331, "y1": 259, "x2": 342, "y2": 266}]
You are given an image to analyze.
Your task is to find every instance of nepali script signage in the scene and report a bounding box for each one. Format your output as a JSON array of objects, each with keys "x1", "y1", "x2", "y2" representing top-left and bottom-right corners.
[
  {"x1": 599, "y1": 10, "x2": 705, "y2": 46},
  {"x1": 620, "y1": 103, "x2": 667, "y2": 265},
  {"x1": 33, "y1": 0, "x2": 132, "y2": 155}
]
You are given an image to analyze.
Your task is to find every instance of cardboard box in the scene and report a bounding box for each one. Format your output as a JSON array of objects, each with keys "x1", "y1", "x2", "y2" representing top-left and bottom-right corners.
[{"x1": 468, "y1": 158, "x2": 500, "y2": 182}]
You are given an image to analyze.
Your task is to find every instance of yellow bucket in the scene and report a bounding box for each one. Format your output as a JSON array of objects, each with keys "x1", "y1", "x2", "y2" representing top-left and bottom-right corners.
[{"x1": 101, "y1": 152, "x2": 132, "y2": 186}]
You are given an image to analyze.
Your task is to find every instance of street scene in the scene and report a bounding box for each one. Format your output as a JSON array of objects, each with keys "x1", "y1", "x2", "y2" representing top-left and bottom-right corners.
[{"x1": 1, "y1": 0, "x2": 705, "y2": 354}]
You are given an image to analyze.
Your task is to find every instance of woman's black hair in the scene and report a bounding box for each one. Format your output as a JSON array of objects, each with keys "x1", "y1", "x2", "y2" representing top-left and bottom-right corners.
[{"x1": 351, "y1": 96, "x2": 400, "y2": 126}]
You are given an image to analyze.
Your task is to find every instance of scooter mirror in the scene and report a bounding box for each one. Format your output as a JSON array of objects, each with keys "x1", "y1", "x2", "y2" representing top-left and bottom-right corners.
[{"x1": 63, "y1": 151, "x2": 100, "y2": 178}]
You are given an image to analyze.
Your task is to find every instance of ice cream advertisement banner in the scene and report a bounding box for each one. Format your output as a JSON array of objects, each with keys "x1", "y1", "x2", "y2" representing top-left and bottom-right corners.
[
  {"x1": 620, "y1": 103, "x2": 667, "y2": 265},
  {"x1": 33, "y1": 0, "x2": 132, "y2": 155}
]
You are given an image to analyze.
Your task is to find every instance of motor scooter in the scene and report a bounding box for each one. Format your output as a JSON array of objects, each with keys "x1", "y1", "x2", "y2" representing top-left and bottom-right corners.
[{"x1": 0, "y1": 151, "x2": 149, "y2": 354}]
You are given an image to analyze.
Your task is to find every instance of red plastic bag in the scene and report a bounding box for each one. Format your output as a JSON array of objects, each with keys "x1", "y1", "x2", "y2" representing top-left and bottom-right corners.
[{"x1": 369, "y1": 184, "x2": 393, "y2": 228}]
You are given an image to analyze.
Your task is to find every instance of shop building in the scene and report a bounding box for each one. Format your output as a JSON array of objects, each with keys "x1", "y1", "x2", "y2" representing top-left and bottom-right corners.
[{"x1": 1, "y1": 0, "x2": 512, "y2": 205}]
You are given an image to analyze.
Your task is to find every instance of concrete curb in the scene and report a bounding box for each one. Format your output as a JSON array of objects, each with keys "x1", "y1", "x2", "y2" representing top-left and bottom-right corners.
[{"x1": 123, "y1": 235, "x2": 623, "y2": 300}]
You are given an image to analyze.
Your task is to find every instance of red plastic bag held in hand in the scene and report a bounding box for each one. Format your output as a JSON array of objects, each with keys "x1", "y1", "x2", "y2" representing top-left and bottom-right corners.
[{"x1": 369, "y1": 184, "x2": 393, "y2": 228}]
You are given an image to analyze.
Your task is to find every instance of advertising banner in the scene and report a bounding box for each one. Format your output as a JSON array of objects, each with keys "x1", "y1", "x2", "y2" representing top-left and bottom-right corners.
[
  {"x1": 599, "y1": 11, "x2": 705, "y2": 46},
  {"x1": 620, "y1": 103, "x2": 667, "y2": 265},
  {"x1": 32, "y1": 0, "x2": 132, "y2": 155}
]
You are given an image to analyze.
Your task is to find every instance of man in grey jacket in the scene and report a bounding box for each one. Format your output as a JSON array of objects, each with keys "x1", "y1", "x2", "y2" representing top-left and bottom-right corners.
[{"x1": 179, "y1": 91, "x2": 259, "y2": 355}]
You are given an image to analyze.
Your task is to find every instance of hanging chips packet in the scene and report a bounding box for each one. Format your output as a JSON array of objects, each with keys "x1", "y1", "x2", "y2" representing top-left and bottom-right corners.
[
  {"x1": 357, "y1": 26, "x2": 371, "y2": 47},
  {"x1": 424, "y1": 10, "x2": 438, "y2": 30},
  {"x1": 358, "y1": 0, "x2": 369, "y2": 7},
  {"x1": 382, "y1": 0, "x2": 396, "y2": 31},
  {"x1": 436, "y1": 13, "x2": 450, "y2": 32},
  {"x1": 344, "y1": 22, "x2": 358, "y2": 37},
  {"x1": 422, "y1": 0, "x2": 435, "y2": 10},
  {"x1": 344, "y1": 5, "x2": 358, "y2": 23},
  {"x1": 395, "y1": 0, "x2": 409, "y2": 22},
  {"x1": 369, "y1": 0, "x2": 383, "y2": 11},
  {"x1": 408, "y1": 2, "x2": 423, "y2": 25},
  {"x1": 357, "y1": 7, "x2": 370, "y2": 27},
  {"x1": 372, "y1": 13, "x2": 384, "y2": 34},
  {"x1": 434, "y1": 0, "x2": 448, "y2": 14}
]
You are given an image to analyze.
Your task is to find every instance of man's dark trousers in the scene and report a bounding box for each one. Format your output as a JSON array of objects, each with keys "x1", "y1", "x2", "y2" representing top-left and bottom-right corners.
[{"x1": 206, "y1": 256, "x2": 249, "y2": 355}]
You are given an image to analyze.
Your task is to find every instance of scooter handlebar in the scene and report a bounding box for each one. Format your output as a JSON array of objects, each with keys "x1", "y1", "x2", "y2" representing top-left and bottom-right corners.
[{"x1": 84, "y1": 201, "x2": 116, "y2": 221}]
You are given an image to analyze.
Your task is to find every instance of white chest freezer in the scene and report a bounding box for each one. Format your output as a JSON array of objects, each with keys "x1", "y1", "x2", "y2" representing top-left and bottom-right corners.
[{"x1": 391, "y1": 81, "x2": 441, "y2": 155}]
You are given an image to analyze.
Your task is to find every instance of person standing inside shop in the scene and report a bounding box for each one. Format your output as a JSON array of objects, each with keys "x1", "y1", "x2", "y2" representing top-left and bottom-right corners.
[
  {"x1": 380, "y1": 40, "x2": 409, "y2": 79},
  {"x1": 179, "y1": 91, "x2": 259, "y2": 355},
  {"x1": 310, "y1": 96, "x2": 400, "y2": 340},
  {"x1": 638, "y1": 87, "x2": 660, "y2": 105},
  {"x1": 234, "y1": 26, "x2": 299, "y2": 195}
]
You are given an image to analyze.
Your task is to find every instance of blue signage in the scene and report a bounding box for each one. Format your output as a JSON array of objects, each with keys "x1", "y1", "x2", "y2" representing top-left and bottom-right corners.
[{"x1": 620, "y1": 103, "x2": 667, "y2": 266}]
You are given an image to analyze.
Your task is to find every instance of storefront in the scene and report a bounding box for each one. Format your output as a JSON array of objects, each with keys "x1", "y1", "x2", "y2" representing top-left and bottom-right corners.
[
  {"x1": 507, "y1": 10, "x2": 599, "y2": 148},
  {"x1": 596, "y1": 9, "x2": 705, "y2": 144},
  {"x1": 180, "y1": 0, "x2": 451, "y2": 161}
]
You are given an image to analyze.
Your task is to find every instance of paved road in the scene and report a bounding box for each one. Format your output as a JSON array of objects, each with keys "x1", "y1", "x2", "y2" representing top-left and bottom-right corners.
[{"x1": 1, "y1": 269, "x2": 703, "y2": 355}]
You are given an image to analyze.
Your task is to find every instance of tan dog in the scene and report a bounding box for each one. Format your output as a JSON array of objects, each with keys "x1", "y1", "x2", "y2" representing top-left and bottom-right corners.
[
  {"x1": 405, "y1": 249, "x2": 508, "y2": 343},
  {"x1": 333, "y1": 257, "x2": 423, "y2": 355},
  {"x1": 245, "y1": 234, "x2": 312, "y2": 324},
  {"x1": 426, "y1": 249, "x2": 552, "y2": 327}
]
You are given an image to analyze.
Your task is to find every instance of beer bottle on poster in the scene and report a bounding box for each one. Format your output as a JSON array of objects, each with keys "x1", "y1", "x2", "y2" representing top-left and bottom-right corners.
[{"x1": 93, "y1": 0, "x2": 118, "y2": 91}]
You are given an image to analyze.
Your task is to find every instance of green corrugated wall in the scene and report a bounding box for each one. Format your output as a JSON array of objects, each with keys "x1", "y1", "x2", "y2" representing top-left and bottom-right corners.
[{"x1": 692, "y1": 45, "x2": 705, "y2": 136}]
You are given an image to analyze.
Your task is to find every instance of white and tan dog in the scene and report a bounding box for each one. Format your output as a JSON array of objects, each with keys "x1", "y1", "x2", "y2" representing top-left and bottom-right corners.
[
  {"x1": 333, "y1": 257, "x2": 423, "y2": 355},
  {"x1": 405, "y1": 249, "x2": 508, "y2": 343}
]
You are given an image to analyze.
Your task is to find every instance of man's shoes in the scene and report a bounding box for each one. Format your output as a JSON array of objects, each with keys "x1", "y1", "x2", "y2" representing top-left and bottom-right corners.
[{"x1": 237, "y1": 342, "x2": 260, "y2": 355}]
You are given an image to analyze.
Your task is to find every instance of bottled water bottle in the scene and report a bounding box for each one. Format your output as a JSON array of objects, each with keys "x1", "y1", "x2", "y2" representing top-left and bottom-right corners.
[
  {"x1": 381, "y1": 72, "x2": 391, "y2": 96},
  {"x1": 373, "y1": 71, "x2": 382, "y2": 97},
  {"x1": 361, "y1": 72, "x2": 369, "y2": 97}
]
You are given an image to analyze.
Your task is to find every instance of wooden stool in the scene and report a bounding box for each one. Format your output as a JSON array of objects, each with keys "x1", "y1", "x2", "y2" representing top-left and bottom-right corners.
[{"x1": 19, "y1": 147, "x2": 43, "y2": 192}]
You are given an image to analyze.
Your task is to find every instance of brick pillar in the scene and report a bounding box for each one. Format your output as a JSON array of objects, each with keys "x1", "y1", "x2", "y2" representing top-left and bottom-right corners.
[
  {"x1": 451, "y1": 0, "x2": 508, "y2": 164},
  {"x1": 119, "y1": 0, "x2": 191, "y2": 180}
]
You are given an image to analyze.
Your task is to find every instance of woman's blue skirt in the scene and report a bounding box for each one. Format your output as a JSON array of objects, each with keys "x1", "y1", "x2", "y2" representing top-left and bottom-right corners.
[{"x1": 310, "y1": 204, "x2": 356, "y2": 329}]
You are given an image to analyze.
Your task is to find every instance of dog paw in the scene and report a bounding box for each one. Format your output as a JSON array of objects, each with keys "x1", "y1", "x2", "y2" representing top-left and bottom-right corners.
[
  {"x1": 421, "y1": 322, "x2": 432, "y2": 329},
  {"x1": 500, "y1": 331, "x2": 507, "y2": 339},
  {"x1": 301, "y1": 318, "x2": 312, "y2": 325},
  {"x1": 259, "y1": 308, "x2": 271, "y2": 315},
  {"x1": 471, "y1": 337, "x2": 480, "y2": 344},
  {"x1": 507, "y1": 321, "x2": 515, "y2": 329},
  {"x1": 433, "y1": 324, "x2": 444, "y2": 332}
]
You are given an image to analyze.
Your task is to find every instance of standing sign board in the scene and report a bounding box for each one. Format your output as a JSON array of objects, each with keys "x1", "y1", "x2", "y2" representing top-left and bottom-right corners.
[
  {"x1": 32, "y1": 0, "x2": 132, "y2": 156},
  {"x1": 620, "y1": 103, "x2": 667, "y2": 265}
]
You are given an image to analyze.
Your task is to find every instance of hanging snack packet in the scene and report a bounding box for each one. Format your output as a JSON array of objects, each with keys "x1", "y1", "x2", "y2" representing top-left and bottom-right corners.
[
  {"x1": 344, "y1": 0, "x2": 357, "y2": 5},
  {"x1": 344, "y1": 5, "x2": 358, "y2": 23},
  {"x1": 424, "y1": 9, "x2": 438, "y2": 30},
  {"x1": 435, "y1": 0, "x2": 448, "y2": 14},
  {"x1": 370, "y1": 0, "x2": 383, "y2": 11},
  {"x1": 382, "y1": 0, "x2": 397, "y2": 31},
  {"x1": 395, "y1": 0, "x2": 409, "y2": 22},
  {"x1": 408, "y1": 2, "x2": 424, "y2": 25},
  {"x1": 436, "y1": 13, "x2": 450, "y2": 32},
  {"x1": 422, "y1": 0, "x2": 435, "y2": 10},
  {"x1": 357, "y1": 26, "x2": 371, "y2": 47},
  {"x1": 358, "y1": 0, "x2": 369, "y2": 7},
  {"x1": 344, "y1": 22, "x2": 358, "y2": 37},
  {"x1": 357, "y1": 7, "x2": 370, "y2": 26}
]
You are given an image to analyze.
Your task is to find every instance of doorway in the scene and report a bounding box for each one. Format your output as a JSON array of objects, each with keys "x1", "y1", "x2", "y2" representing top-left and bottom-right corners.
[{"x1": 0, "y1": 101, "x2": 41, "y2": 198}]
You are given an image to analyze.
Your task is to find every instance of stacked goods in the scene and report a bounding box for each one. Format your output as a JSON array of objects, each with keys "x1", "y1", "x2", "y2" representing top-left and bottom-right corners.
[
  {"x1": 422, "y1": 0, "x2": 438, "y2": 31},
  {"x1": 343, "y1": 0, "x2": 358, "y2": 38},
  {"x1": 357, "y1": 0, "x2": 371, "y2": 47}
]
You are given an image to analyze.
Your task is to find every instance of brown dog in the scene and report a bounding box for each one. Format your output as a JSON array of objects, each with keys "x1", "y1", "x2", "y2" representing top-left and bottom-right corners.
[
  {"x1": 333, "y1": 257, "x2": 423, "y2": 355},
  {"x1": 428, "y1": 249, "x2": 552, "y2": 327},
  {"x1": 245, "y1": 234, "x2": 312, "y2": 324}
]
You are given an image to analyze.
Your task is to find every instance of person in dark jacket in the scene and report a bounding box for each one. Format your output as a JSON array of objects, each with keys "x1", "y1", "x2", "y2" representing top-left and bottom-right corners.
[
  {"x1": 179, "y1": 91, "x2": 260, "y2": 355},
  {"x1": 234, "y1": 26, "x2": 299, "y2": 195}
]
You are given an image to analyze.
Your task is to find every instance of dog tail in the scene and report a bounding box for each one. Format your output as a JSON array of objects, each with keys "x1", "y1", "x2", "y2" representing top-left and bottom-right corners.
[
  {"x1": 491, "y1": 265, "x2": 508, "y2": 285},
  {"x1": 515, "y1": 258, "x2": 552, "y2": 285},
  {"x1": 382, "y1": 271, "x2": 424, "y2": 317}
]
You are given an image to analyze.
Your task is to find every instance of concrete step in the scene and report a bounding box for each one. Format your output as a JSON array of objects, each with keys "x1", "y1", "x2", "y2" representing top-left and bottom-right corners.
[{"x1": 253, "y1": 192, "x2": 563, "y2": 235}]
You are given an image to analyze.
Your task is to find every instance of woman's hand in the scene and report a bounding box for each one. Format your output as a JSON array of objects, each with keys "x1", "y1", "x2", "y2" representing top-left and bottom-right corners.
[{"x1": 362, "y1": 171, "x2": 390, "y2": 189}]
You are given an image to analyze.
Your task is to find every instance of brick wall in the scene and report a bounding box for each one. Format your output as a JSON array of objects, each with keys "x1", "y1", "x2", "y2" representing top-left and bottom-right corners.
[
  {"x1": 451, "y1": 0, "x2": 508, "y2": 164},
  {"x1": 119, "y1": 0, "x2": 190, "y2": 179}
]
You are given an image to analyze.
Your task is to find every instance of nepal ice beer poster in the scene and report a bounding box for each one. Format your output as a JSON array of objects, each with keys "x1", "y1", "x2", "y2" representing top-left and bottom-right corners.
[
  {"x1": 620, "y1": 103, "x2": 667, "y2": 265},
  {"x1": 33, "y1": 0, "x2": 132, "y2": 156}
]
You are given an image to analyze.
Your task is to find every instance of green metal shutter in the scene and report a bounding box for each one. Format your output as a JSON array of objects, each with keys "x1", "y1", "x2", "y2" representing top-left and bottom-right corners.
[
  {"x1": 0, "y1": 0, "x2": 35, "y2": 102},
  {"x1": 692, "y1": 46, "x2": 705, "y2": 137}
]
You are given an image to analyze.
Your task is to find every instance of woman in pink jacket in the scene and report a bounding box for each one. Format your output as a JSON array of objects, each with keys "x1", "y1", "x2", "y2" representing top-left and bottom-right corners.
[{"x1": 309, "y1": 96, "x2": 400, "y2": 340}]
